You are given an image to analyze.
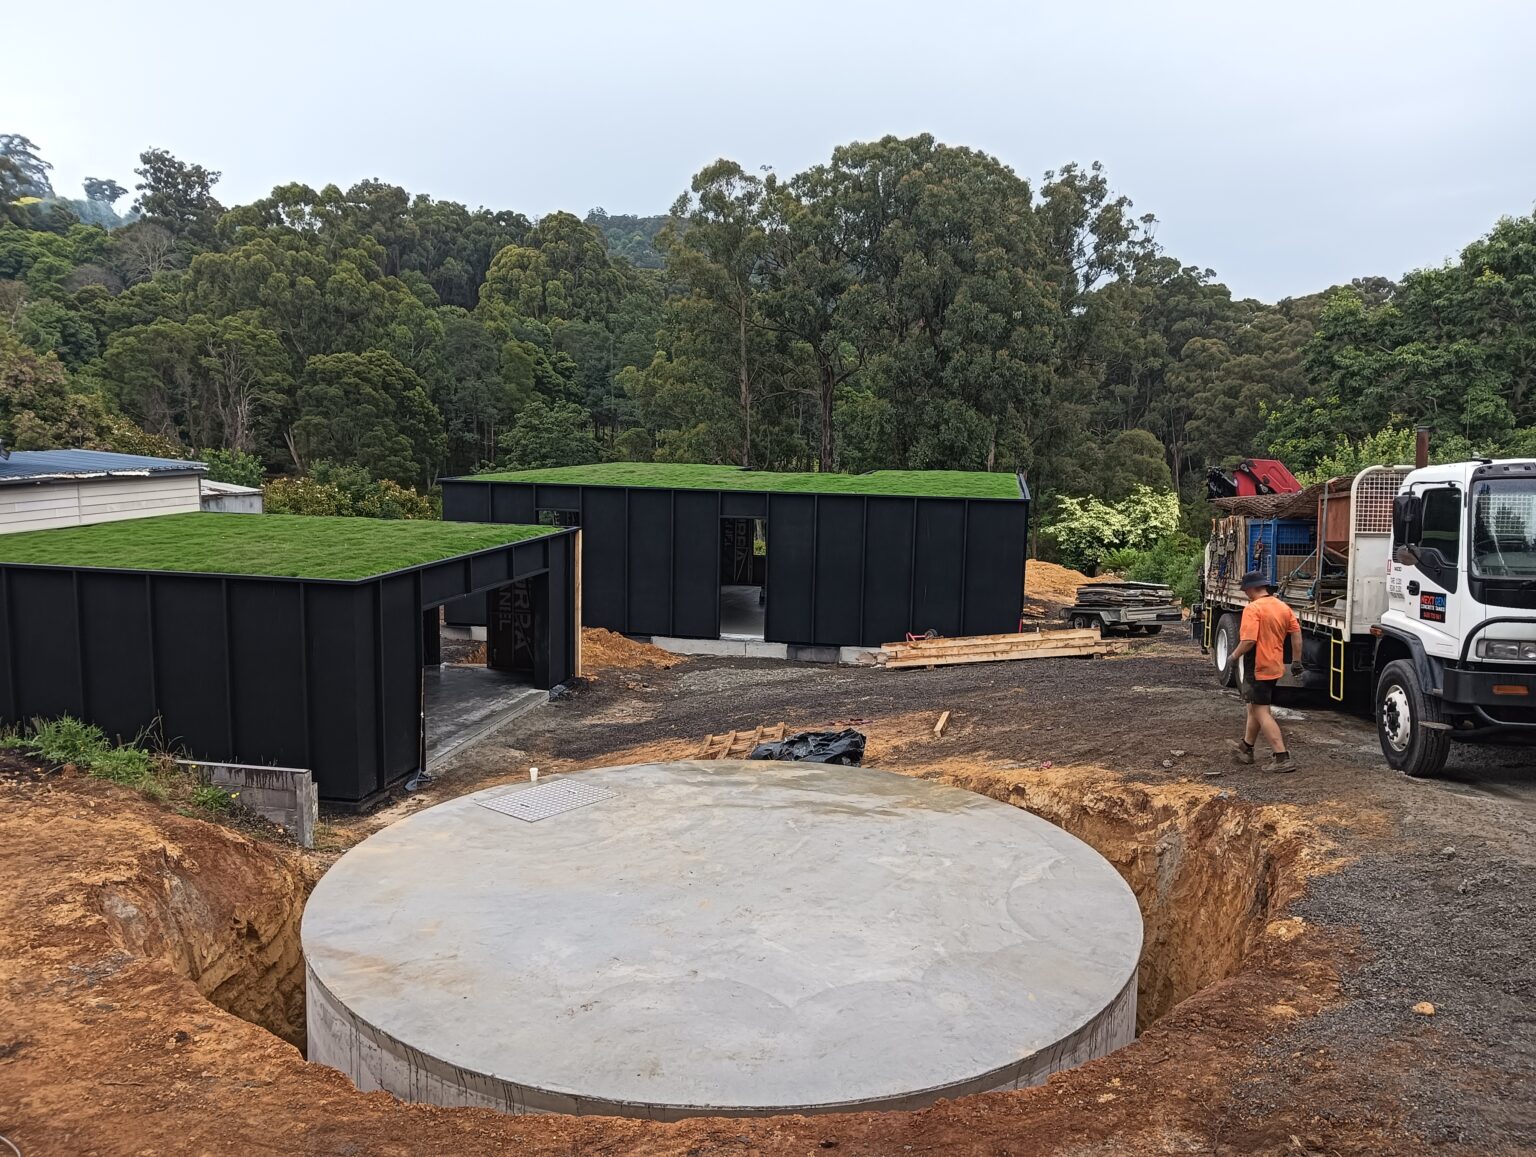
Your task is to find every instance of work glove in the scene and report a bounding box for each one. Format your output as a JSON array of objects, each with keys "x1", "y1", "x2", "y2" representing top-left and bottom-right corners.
[{"x1": 1291, "y1": 661, "x2": 1304, "y2": 677}]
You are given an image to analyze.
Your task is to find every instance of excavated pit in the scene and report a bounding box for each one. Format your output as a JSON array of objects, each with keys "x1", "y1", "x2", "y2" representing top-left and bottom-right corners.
[
  {"x1": 88, "y1": 758, "x2": 1329, "y2": 1117},
  {"x1": 92, "y1": 823, "x2": 314, "y2": 1049}
]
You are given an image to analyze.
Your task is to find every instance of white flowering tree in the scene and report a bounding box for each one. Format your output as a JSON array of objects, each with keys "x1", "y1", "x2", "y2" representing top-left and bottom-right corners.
[{"x1": 1048, "y1": 485, "x2": 1181, "y2": 572}]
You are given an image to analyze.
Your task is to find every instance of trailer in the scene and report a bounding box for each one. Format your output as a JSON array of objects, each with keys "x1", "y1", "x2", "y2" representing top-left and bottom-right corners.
[
  {"x1": 1064, "y1": 582, "x2": 1182, "y2": 635},
  {"x1": 1198, "y1": 458, "x2": 1536, "y2": 777}
]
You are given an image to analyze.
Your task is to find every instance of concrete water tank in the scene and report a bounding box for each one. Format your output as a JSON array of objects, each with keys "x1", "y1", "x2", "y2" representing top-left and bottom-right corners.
[{"x1": 302, "y1": 760, "x2": 1143, "y2": 1119}]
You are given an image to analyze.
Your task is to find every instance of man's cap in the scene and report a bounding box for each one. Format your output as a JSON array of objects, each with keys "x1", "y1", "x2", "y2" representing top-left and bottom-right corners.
[{"x1": 1239, "y1": 570, "x2": 1273, "y2": 591}]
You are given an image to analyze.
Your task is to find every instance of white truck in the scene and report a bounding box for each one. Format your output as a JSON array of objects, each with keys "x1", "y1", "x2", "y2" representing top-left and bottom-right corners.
[{"x1": 1198, "y1": 454, "x2": 1536, "y2": 776}]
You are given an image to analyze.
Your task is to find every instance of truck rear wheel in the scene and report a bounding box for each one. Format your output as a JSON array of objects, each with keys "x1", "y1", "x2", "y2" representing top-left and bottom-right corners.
[
  {"x1": 1071, "y1": 615, "x2": 1095, "y2": 631},
  {"x1": 1213, "y1": 614, "x2": 1241, "y2": 687},
  {"x1": 1376, "y1": 659, "x2": 1451, "y2": 778},
  {"x1": 1143, "y1": 625, "x2": 1163, "y2": 636}
]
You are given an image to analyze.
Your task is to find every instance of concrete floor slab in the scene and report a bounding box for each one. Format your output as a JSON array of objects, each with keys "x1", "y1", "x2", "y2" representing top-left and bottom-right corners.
[
  {"x1": 423, "y1": 666, "x2": 544, "y2": 768},
  {"x1": 303, "y1": 760, "x2": 1142, "y2": 1119},
  {"x1": 719, "y1": 583, "x2": 765, "y2": 639}
]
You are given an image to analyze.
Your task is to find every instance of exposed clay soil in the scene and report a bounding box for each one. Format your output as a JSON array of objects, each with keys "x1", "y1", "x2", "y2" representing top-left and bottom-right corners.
[
  {"x1": 3, "y1": 637, "x2": 1534, "y2": 1155},
  {"x1": 580, "y1": 626, "x2": 683, "y2": 673},
  {"x1": 1022, "y1": 559, "x2": 1110, "y2": 603}
]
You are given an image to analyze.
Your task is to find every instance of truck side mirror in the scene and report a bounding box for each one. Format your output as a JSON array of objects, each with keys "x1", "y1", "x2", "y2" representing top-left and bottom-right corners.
[{"x1": 1392, "y1": 493, "x2": 1422, "y2": 546}]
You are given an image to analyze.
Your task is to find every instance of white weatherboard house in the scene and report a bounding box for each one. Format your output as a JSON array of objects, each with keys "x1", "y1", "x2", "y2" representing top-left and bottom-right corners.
[{"x1": 0, "y1": 449, "x2": 208, "y2": 534}]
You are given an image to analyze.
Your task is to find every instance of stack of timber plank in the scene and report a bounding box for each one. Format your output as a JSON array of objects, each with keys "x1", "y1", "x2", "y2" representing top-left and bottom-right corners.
[
  {"x1": 697, "y1": 722, "x2": 787, "y2": 759},
  {"x1": 1072, "y1": 581, "x2": 1178, "y2": 609},
  {"x1": 877, "y1": 628, "x2": 1117, "y2": 670}
]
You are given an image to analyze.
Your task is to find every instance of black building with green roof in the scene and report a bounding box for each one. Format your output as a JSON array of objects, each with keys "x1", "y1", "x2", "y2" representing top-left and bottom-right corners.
[
  {"x1": 443, "y1": 464, "x2": 1029, "y2": 651},
  {"x1": 0, "y1": 514, "x2": 580, "y2": 805}
]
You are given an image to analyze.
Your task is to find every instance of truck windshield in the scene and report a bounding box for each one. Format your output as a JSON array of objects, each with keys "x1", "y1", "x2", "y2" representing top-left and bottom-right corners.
[{"x1": 1471, "y1": 478, "x2": 1536, "y2": 577}]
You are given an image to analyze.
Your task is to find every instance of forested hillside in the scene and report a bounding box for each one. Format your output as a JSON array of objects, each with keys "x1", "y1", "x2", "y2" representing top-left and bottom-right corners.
[{"x1": 3, "y1": 129, "x2": 1533, "y2": 578}]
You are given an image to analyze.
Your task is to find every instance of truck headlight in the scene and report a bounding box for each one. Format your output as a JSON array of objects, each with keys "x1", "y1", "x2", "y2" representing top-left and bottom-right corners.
[{"x1": 1476, "y1": 639, "x2": 1536, "y2": 660}]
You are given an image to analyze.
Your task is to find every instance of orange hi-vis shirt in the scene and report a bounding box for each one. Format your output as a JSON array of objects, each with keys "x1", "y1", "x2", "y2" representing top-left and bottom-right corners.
[{"x1": 1240, "y1": 594, "x2": 1301, "y2": 681}]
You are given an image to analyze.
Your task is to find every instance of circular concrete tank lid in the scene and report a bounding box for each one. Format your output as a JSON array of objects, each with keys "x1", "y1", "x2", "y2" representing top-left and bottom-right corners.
[{"x1": 302, "y1": 760, "x2": 1143, "y2": 1115}]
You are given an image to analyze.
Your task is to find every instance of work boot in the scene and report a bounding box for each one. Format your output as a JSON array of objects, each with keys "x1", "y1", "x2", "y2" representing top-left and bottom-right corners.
[
  {"x1": 1228, "y1": 739, "x2": 1255, "y2": 765},
  {"x1": 1264, "y1": 752, "x2": 1298, "y2": 774}
]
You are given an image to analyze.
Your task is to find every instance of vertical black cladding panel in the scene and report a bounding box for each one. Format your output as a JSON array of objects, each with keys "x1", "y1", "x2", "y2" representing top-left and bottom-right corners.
[
  {"x1": 8, "y1": 569, "x2": 82, "y2": 722},
  {"x1": 530, "y1": 572, "x2": 552, "y2": 687},
  {"x1": 0, "y1": 571, "x2": 13, "y2": 722},
  {"x1": 580, "y1": 488, "x2": 627, "y2": 631},
  {"x1": 227, "y1": 580, "x2": 308, "y2": 769},
  {"x1": 304, "y1": 583, "x2": 376, "y2": 804},
  {"x1": 912, "y1": 498, "x2": 966, "y2": 638},
  {"x1": 625, "y1": 488, "x2": 672, "y2": 635},
  {"x1": 963, "y1": 501, "x2": 1029, "y2": 635},
  {"x1": 814, "y1": 496, "x2": 865, "y2": 646},
  {"x1": 765, "y1": 494, "x2": 815, "y2": 645},
  {"x1": 862, "y1": 499, "x2": 917, "y2": 646},
  {"x1": 545, "y1": 535, "x2": 573, "y2": 686},
  {"x1": 79, "y1": 572, "x2": 155, "y2": 743},
  {"x1": 379, "y1": 573, "x2": 422, "y2": 792},
  {"x1": 422, "y1": 608, "x2": 442, "y2": 666},
  {"x1": 441, "y1": 480, "x2": 491, "y2": 523},
  {"x1": 491, "y1": 484, "x2": 537, "y2": 524},
  {"x1": 672, "y1": 490, "x2": 719, "y2": 638},
  {"x1": 152, "y1": 575, "x2": 233, "y2": 759}
]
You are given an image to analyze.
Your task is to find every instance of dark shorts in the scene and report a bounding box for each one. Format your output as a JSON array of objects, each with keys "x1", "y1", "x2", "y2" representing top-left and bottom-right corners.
[{"x1": 1242, "y1": 678, "x2": 1278, "y2": 706}]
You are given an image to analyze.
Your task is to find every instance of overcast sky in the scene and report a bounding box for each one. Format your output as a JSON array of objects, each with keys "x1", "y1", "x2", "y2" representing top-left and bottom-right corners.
[{"x1": 6, "y1": 0, "x2": 1534, "y2": 301}]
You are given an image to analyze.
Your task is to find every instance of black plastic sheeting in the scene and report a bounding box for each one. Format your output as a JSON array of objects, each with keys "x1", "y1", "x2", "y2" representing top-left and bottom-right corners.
[{"x1": 748, "y1": 728, "x2": 866, "y2": 765}]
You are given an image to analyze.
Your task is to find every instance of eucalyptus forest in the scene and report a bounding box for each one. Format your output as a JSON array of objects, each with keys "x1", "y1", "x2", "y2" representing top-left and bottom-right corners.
[{"x1": 2, "y1": 131, "x2": 1533, "y2": 581}]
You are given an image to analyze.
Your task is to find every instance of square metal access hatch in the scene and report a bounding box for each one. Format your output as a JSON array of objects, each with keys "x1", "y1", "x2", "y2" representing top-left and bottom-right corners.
[{"x1": 477, "y1": 780, "x2": 615, "y2": 822}]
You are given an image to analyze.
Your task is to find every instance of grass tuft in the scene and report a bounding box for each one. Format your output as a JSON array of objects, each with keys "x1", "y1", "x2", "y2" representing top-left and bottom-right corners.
[
  {"x1": 190, "y1": 785, "x2": 236, "y2": 813},
  {"x1": 5, "y1": 716, "x2": 290, "y2": 837},
  {"x1": 3, "y1": 716, "x2": 110, "y2": 766},
  {"x1": 4, "y1": 717, "x2": 159, "y2": 791}
]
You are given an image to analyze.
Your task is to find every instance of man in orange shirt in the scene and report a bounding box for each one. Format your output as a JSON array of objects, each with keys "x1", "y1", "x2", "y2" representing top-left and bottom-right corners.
[{"x1": 1228, "y1": 570, "x2": 1303, "y2": 772}]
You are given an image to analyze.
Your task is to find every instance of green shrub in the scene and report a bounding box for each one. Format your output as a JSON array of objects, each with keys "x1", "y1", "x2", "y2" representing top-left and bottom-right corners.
[
  {"x1": 263, "y1": 463, "x2": 437, "y2": 520},
  {"x1": 1046, "y1": 486, "x2": 1181, "y2": 572},
  {"x1": 199, "y1": 447, "x2": 265, "y2": 488},
  {"x1": 1101, "y1": 534, "x2": 1204, "y2": 606}
]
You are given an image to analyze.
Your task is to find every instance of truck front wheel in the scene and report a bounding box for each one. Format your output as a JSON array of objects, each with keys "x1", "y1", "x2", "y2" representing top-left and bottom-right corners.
[
  {"x1": 1376, "y1": 659, "x2": 1451, "y2": 778},
  {"x1": 1213, "y1": 614, "x2": 1242, "y2": 687}
]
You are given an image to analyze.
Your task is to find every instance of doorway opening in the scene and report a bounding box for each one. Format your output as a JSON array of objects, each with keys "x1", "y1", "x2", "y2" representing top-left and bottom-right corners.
[
  {"x1": 720, "y1": 517, "x2": 766, "y2": 640},
  {"x1": 421, "y1": 588, "x2": 540, "y2": 769}
]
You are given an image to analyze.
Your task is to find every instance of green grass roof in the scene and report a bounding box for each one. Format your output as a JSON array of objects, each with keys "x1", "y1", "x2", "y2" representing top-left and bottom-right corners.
[
  {"x1": 467, "y1": 462, "x2": 1023, "y2": 499},
  {"x1": 0, "y1": 513, "x2": 556, "y2": 581}
]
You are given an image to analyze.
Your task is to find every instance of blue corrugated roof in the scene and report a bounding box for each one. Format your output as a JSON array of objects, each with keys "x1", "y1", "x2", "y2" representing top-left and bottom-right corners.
[{"x1": 0, "y1": 449, "x2": 206, "y2": 485}]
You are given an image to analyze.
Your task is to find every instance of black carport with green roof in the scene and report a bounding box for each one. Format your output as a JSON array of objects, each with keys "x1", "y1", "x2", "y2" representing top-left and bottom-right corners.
[
  {"x1": 0, "y1": 514, "x2": 580, "y2": 806},
  {"x1": 442, "y1": 464, "x2": 1029, "y2": 650}
]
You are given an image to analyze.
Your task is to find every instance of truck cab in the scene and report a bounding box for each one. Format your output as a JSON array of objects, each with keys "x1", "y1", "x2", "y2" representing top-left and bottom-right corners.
[{"x1": 1375, "y1": 459, "x2": 1536, "y2": 775}]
